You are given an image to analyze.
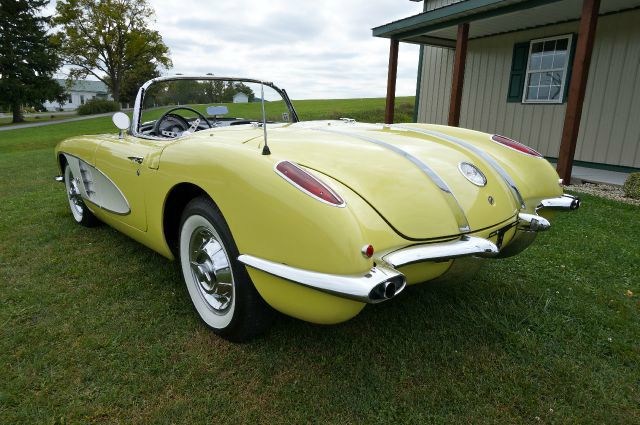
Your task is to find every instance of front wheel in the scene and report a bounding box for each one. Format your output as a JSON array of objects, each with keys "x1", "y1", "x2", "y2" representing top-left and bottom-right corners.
[
  {"x1": 64, "y1": 164, "x2": 99, "y2": 227},
  {"x1": 179, "y1": 196, "x2": 273, "y2": 342}
]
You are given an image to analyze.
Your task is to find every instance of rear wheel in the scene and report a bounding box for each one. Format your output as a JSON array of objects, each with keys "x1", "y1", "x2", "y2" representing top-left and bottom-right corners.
[
  {"x1": 64, "y1": 164, "x2": 99, "y2": 227},
  {"x1": 179, "y1": 196, "x2": 273, "y2": 342}
]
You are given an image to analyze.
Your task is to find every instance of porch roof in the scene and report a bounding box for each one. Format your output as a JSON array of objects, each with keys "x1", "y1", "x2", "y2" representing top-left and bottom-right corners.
[{"x1": 372, "y1": 0, "x2": 640, "y2": 47}]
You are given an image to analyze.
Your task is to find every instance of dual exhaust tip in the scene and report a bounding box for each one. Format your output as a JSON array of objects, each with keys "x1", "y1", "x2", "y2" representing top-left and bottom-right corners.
[{"x1": 538, "y1": 194, "x2": 581, "y2": 211}]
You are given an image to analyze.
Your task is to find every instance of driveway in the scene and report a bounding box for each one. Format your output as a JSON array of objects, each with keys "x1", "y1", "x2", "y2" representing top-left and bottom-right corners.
[{"x1": 0, "y1": 110, "x2": 130, "y2": 132}]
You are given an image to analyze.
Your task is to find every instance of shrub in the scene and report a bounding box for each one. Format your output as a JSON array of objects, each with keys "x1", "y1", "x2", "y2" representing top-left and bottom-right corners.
[
  {"x1": 623, "y1": 172, "x2": 640, "y2": 199},
  {"x1": 77, "y1": 98, "x2": 120, "y2": 115}
]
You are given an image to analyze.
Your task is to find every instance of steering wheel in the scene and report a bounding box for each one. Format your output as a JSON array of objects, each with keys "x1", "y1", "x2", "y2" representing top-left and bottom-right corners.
[{"x1": 153, "y1": 106, "x2": 213, "y2": 138}]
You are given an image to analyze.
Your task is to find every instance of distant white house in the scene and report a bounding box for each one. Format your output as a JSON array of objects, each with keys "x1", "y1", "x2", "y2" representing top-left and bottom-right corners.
[
  {"x1": 232, "y1": 92, "x2": 249, "y2": 103},
  {"x1": 43, "y1": 79, "x2": 112, "y2": 111}
]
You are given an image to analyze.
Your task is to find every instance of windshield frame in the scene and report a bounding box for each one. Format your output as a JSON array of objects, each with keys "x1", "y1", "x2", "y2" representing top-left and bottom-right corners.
[{"x1": 130, "y1": 75, "x2": 299, "y2": 140}]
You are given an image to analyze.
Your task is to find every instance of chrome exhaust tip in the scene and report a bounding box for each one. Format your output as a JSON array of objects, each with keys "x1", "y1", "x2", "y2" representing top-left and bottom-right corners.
[
  {"x1": 369, "y1": 275, "x2": 406, "y2": 301},
  {"x1": 384, "y1": 281, "x2": 397, "y2": 299},
  {"x1": 538, "y1": 194, "x2": 581, "y2": 211}
]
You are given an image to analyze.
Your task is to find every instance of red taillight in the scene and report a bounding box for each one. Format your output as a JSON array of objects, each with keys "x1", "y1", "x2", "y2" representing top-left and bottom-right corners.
[
  {"x1": 275, "y1": 161, "x2": 345, "y2": 206},
  {"x1": 491, "y1": 134, "x2": 542, "y2": 157},
  {"x1": 361, "y1": 244, "x2": 374, "y2": 258}
]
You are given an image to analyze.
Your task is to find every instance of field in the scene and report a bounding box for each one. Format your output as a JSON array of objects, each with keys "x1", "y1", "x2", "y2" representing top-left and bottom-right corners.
[{"x1": 1, "y1": 97, "x2": 638, "y2": 424}]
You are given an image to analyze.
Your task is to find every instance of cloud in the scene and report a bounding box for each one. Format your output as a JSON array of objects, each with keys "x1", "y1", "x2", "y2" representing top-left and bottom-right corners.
[
  {"x1": 50, "y1": 0, "x2": 424, "y2": 100},
  {"x1": 151, "y1": 0, "x2": 422, "y2": 99}
]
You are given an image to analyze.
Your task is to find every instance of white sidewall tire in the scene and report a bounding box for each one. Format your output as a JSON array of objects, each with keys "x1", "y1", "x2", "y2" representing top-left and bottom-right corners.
[
  {"x1": 180, "y1": 214, "x2": 236, "y2": 330},
  {"x1": 64, "y1": 165, "x2": 84, "y2": 223}
]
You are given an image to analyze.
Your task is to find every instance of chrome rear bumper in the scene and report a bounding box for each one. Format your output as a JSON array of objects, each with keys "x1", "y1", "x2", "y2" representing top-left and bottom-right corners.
[
  {"x1": 239, "y1": 195, "x2": 580, "y2": 304},
  {"x1": 238, "y1": 236, "x2": 499, "y2": 304}
]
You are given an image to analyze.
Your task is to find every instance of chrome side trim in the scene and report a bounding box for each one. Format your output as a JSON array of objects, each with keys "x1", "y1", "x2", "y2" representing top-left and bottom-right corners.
[
  {"x1": 382, "y1": 236, "x2": 499, "y2": 268},
  {"x1": 517, "y1": 213, "x2": 551, "y2": 232},
  {"x1": 237, "y1": 254, "x2": 406, "y2": 304},
  {"x1": 391, "y1": 125, "x2": 527, "y2": 209},
  {"x1": 314, "y1": 127, "x2": 471, "y2": 232},
  {"x1": 537, "y1": 194, "x2": 581, "y2": 211},
  {"x1": 63, "y1": 153, "x2": 131, "y2": 215}
]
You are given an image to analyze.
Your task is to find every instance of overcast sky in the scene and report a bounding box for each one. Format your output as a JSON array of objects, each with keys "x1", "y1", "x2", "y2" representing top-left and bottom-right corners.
[{"x1": 49, "y1": 0, "x2": 424, "y2": 99}]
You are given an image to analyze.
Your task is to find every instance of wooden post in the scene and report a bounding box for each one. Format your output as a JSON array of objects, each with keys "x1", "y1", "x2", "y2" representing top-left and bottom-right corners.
[
  {"x1": 557, "y1": 0, "x2": 600, "y2": 183},
  {"x1": 448, "y1": 23, "x2": 469, "y2": 127},
  {"x1": 384, "y1": 39, "x2": 399, "y2": 124}
]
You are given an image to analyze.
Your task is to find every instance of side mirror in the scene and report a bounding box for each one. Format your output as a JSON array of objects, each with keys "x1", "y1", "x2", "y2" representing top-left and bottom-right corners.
[{"x1": 112, "y1": 112, "x2": 130, "y2": 138}]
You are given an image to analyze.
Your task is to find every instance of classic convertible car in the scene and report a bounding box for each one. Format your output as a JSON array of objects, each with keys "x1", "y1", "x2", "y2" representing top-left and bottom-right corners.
[{"x1": 55, "y1": 76, "x2": 580, "y2": 341}]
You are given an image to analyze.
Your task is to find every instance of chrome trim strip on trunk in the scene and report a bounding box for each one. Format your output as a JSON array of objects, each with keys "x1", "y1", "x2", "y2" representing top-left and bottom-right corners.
[
  {"x1": 314, "y1": 127, "x2": 471, "y2": 232},
  {"x1": 237, "y1": 254, "x2": 406, "y2": 304},
  {"x1": 391, "y1": 125, "x2": 527, "y2": 209},
  {"x1": 381, "y1": 235, "x2": 499, "y2": 268}
]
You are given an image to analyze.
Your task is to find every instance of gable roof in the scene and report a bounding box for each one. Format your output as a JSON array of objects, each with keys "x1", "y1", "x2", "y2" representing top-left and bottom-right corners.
[{"x1": 56, "y1": 79, "x2": 110, "y2": 94}]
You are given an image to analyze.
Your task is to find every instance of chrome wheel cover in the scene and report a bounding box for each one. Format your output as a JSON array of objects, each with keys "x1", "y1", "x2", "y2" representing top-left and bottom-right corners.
[
  {"x1": 188, "y1": 226, "x2": 234, "y2": 313},
  {"x1": 64, "y1": 166, "x2": 84, "y2": 221}
]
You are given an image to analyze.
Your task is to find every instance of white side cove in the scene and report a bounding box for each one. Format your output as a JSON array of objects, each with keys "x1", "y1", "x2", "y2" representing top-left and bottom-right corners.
[{"x1": 63, "y1": 154, "x2": 130, "y2": 215}]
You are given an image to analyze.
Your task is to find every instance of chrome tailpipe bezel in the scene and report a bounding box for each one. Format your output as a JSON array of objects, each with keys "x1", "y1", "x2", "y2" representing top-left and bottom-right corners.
[{"x1": 537, "y1": 194, "x2": 581, "y2": 212}]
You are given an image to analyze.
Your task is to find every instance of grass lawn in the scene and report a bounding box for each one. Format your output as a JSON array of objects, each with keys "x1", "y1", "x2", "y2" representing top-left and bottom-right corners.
[{"x1": 0, "y1": 98, "x2": 638, "y2": 424}]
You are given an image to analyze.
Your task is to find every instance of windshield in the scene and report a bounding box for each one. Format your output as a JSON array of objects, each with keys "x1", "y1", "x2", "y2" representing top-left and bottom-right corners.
[{"x1": 135, "y1": 78, "x2": 295, "y2": 139}]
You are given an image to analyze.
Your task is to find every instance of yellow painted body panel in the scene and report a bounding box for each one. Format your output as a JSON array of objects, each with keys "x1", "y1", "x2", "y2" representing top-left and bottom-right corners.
[{"x1": 55, "y1": 120, "x2": 564, "y2": 324}]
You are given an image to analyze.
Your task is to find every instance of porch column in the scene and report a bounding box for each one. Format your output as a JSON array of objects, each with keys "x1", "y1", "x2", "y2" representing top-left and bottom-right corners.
[
  {"x1": 557, "y1": 0, "x2": 601, "y2": 183},
  {"x1": 384, "y1": 39, "x2": 399, "y2": 124},
  {"x1": 448, "y1": 23, "x2": 469, "y2": 127}
]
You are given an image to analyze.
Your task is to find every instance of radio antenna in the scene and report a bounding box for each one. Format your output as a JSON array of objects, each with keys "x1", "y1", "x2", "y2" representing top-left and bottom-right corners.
[{"x1": 260, "y1": 82, "x2": 270, "y2": 155}]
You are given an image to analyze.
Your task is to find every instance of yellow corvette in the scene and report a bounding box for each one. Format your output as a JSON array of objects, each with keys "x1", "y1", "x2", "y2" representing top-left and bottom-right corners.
[{"x1": 55, "y1": 76, "x2": 580, "y2": 341}]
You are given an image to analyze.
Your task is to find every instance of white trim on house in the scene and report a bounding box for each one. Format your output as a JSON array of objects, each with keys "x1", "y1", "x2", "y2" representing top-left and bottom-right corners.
[{"x1": 522, "y1": 34, "x2": 573, "y2": 105}]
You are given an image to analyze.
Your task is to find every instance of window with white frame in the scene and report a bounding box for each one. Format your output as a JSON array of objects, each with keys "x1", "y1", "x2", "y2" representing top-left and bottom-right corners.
[{"x1": 523, "y1": 34, "x2": 572, "y2": 103}]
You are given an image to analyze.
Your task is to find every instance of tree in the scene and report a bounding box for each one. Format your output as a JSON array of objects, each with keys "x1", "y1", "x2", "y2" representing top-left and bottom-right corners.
[
  {"x1": 0, "y1": 0, "x2": 64, "y2": 123},
  {"x1": 113, "y1": 56, "x2": 160, "y2": 107},
  {"x1": 53, "y1": 0, "x2": 172, "y2": 103}
]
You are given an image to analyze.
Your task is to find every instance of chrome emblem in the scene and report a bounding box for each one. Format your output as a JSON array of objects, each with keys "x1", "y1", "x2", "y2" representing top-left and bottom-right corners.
[
  {"x1": 458, "y1": 162, "x2": 487, "y2": 187},
  {"x1": 488, "y1": 196, "x2": 494, "y2": 205}
]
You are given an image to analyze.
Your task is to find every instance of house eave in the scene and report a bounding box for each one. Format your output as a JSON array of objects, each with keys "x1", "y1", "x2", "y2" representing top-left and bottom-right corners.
[{"x1": 372, "y1": 0, "x2": 640, "y2": 46}]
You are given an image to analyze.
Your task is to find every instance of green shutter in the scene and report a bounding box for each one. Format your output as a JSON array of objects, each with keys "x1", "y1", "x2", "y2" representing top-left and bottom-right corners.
[
  {"x1": 563, "y1": 33, "x2": 578, "y2": 102},
  {"x1": 507, "y1": 42, "x2": 530, "y2": 103}
]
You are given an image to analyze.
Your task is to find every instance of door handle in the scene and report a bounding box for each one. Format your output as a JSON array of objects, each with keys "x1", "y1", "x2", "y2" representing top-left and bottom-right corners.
[{"x1": 128, "y1": 156, "x2": 144, "y2": 164}]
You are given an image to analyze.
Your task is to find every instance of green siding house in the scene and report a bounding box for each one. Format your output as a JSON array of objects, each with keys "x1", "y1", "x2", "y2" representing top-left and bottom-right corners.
[{"x1": 373, "y1": 0, "x2": 640, "y2": 181}]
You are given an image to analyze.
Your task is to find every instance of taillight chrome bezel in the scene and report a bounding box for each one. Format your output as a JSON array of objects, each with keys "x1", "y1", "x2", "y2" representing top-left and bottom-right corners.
[
  {"x1": 490, "y1": 134, "x2": 543, "y2": 157},
  {"x1": 274, "y1": 160, "x2": 346, "y2": 208}
]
